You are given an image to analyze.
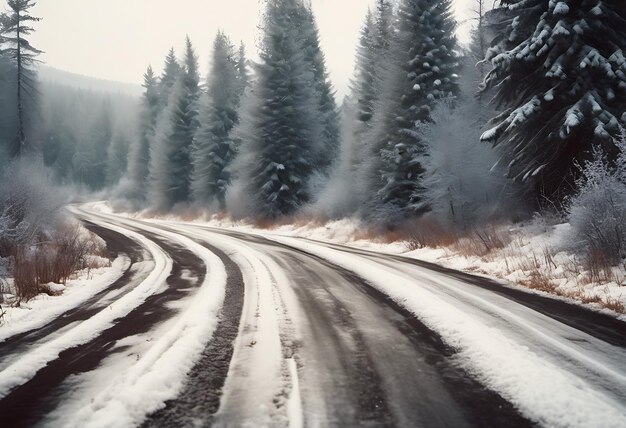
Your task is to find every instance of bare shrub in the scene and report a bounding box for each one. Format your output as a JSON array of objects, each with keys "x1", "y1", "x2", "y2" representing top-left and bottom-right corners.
[
  {"x1": 473, "y1": 226, "x2": 509, "y2": 253},
  {"x1": 8, "y1": 221, "x2": 107, "y2": 303},
  {"x1": 405, "y1": 218, "x2": 459, "y2": 250},
  {"x1": 48, "y1": 223, "x2": 100, "y2": 283},
  {"x1": 450, "y1": 225, "x2": 512, "y2": 258},
  {"x1": 521, "y1": 269, "x2": 556, "y2": 293},
  {"x1": 11, "y1": 247, "x2": 41, "y2": 302},
  {"x1": 583, "y1": 250, "x2": 621, "y2": 285},
  {"x1": 603, "y1": 294, "x2": 625, "y2": 314},
  {"x1": 568, "y1": 129, "x2": 626, "y2": 267},
  {"x1": 358, "y1": 227, "x2": 407, "y2": 244},
  {"x1": 579, "y1": 293, "x2": 603, "y2": 305}
]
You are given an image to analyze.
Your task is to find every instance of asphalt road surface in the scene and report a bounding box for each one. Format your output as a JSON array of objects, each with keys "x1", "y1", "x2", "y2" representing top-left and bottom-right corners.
[{"x1": 0, "y1": 205, "x2": 624, "y2": 427}]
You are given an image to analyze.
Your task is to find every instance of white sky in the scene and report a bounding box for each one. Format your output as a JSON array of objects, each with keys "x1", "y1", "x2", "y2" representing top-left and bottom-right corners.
[{"x1": 29, "y1": 0, "x2": 473, "y2": 98}]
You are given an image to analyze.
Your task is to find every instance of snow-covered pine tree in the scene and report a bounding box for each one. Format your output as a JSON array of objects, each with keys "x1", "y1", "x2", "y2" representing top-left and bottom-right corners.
[
  {"x1": 235, "y1": 41, "x2": 249, "y2": 98},
  {"x1": 126, "y1": 65, "x2": 160, "y2": 201},
  {"x1": 159, "y1": 47, "x2": 181, "y2": 108},
  {"x1": 373, "y1": 0, "x2": 460, "y2": 218},
  {"x1": 191, "y1": 31, "x2": 242, "y2": 209},
  {"x1": 481, "y1": 0, "x2": 626, "y2": 202},
  {"x1": 231, "y1": 0, "x2": 320, "y2": 218},
  {"x1": 148, "y1": 38, "x2": 200, "y2": 210},
  {"x1": 296, "y1": 3, "x2": 340, "y2": 176},
  {"x1": 351, "y1": 1, "x2": 394, "y2": 134}
]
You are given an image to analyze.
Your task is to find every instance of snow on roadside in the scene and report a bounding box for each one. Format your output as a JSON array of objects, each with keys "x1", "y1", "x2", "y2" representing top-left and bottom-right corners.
[
  {"x1": 0, "y1": 218, "x2": 172, "y2": 399},
  {"x1": 0, "y1": 255, "x2": 129, "y2": 342},
  {"x1": 268, "y1": 235, "x2": 626, "y2": 428},
  {"x1": 88, "y1": 201, "x2": 626, "y2": 317},
  {"x1": 193, "y1": 213, "x2": 626, "y2": 318},
  {"x1": 51, "y1": 213, "x2": 227, "y2": 428}
]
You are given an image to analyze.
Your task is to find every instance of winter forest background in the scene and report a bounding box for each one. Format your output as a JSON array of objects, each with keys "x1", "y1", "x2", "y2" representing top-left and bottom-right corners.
[{"x1": 1, "y1": 0, "x2": 626, "y2": 302}]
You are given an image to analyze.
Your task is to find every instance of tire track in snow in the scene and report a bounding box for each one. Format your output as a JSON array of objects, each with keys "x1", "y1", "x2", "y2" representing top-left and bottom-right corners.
[
  {"x1": 0, "y1": 219, "x2": 211, "y2": 426},
  {"x1": 37, "y1": 209, "x2": 227, "y2": 428},
  {"x1": 0, "y1": 215, "x2": 173, "y2": 408},
  {"x1": 141, "y1": 227, "x2": 244, "y2": 428},
  {"x1": 183, "y1": 225, "x2": 527, "y2": 427},
  {"x1": 152, "y1": 223, "x2": 292, "y2": 427},
  {"x1": 0, "y1": 222, "x2": 149, "y2": 361},
  {"x1": 268, "y1": 234, "x2": 626, "y2": 428}
]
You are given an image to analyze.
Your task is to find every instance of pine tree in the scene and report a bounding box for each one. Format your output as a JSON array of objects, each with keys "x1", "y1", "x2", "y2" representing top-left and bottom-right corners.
[
  {"x1": 232, "y1": 0, "x2": 320, "y2": 218},
  {"x1": 159, "y1": 47, "x2": 181, "y2": 107},
  {"x1": 0, "y1": 0, "x2": 41, "y2": 156},
  {"x1": 105, "y1": 130, "x2": 130, "y2": 187},
  {"x1": 342, "y1": 1, "x2": 395, "y2": 211},
  {"x1": 352, "y1": 1, "x2": 394, "y2": 131},
  {"x1": 481, "y1": 0, "x2": 626, "y2": 202},
  {"x1": 0, "y1": 54, "x2": 18, "y2": 166},
  {"x1": 352, "y1": 10, "x2": 377, "y2": 126},
  {"x1": 374, "y1": 0, "x2": 394, "y2": 54},
  {"x1": 81, "y1": 102, "x2": 113, "y2": 190},
  {"x1": 235, "y1": 41, "x2": 249, "y2": 98},
  {"x1": 126, "y1": 66, "x2": 159, "y2": 201},
  {"x1": 148, "y1": 38, "x2": 200, "y2": 210},
  {"x1": 296, "y1": 3, "x2": 340, "y2": 175},
  {"x1": 191, "y1": 31, "x2": 242, "y2": 208},
  {"x1": 373, "y1": 0, "x2": 460, "y2": 217}
]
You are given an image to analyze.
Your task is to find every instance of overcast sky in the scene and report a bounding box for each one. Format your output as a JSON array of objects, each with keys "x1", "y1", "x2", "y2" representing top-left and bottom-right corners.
[{"x1": 29, "y1": 0, "x2": 473, "y2": 98}]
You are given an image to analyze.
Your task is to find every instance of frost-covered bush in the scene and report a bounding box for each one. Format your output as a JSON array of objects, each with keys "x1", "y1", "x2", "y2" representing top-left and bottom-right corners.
[
  {"x1": 412, "y1": 97, "x2": 509, "y2": 227},
  {"x1": 567, "y1": 130, "x2": 626, "y2": 265},
  {"x1": 410, "y1": 57, "x2": 513, "y2": 229},
  {"x1": 0, "y1": 158, "x2": 67, "y2": 256}
]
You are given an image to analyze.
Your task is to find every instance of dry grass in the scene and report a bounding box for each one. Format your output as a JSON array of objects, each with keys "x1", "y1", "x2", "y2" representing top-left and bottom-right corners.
[
  {"x1": 603, "y1": 295, "x2": 625, "y2": 314},
  {"x1": 354, "y1": 226, "x2": 408, "y2": 244},
  {"x1": 8, "y1": 222, "x2": 109, "y2": 304},
  {"x1": 520, "y1": 270, "x2": 557, "y2": 293},
  {"x1": 405, "y1": 218, "x2": 460, "y2": 250},
  {"x1": 583, "y1": 250, "x2": 623, "y2": 285},
  {"x1": 579, "y1": 293, "x2": 603, "y2": 305}
]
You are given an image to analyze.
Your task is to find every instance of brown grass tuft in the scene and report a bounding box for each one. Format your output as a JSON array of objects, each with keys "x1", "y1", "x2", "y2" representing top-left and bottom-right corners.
[
  {"x1": 521, "y1": 270, "x2": 557, "y2": 293},
  {"x1": 603, "y1": 295, "x2": 625, "y2": 314},
  {"x1": 9, "y1": 222, "x2": 109, "y2": 304},
  {"x1": 405, "y1": 218, "x2": 459, "y2": 250}
]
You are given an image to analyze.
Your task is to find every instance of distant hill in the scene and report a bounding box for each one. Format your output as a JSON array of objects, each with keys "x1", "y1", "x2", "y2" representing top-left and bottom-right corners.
[{"x1": 37, "y1": 65, "x2": 143, "y2": 97}]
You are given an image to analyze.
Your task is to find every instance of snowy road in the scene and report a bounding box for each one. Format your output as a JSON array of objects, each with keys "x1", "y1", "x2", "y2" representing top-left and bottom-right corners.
[{"x1": 0, "y1": 206, "x2": 625, "y2": 427}]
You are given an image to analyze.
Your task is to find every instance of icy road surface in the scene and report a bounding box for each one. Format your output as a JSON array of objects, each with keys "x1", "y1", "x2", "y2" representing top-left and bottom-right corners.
[{"x1": 0, "y1": 204, "x2": 625, "y2": 427}]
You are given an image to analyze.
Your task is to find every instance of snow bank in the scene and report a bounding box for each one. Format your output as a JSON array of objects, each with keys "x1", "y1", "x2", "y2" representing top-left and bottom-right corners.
[{"x1": 0, "y1": 255, "x2": 129, "y2": 342}]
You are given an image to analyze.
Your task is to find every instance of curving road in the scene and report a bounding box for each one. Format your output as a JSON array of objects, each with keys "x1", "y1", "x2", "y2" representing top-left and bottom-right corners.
[{"x1": 0, "y1": 205, "x2": 625, "y2": 427}]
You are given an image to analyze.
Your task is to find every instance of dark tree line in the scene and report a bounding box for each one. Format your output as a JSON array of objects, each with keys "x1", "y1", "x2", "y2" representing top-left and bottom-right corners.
[{"x1": 14, "y1": 0, "x2": 620, "y2": 231}]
